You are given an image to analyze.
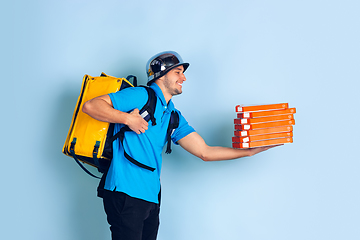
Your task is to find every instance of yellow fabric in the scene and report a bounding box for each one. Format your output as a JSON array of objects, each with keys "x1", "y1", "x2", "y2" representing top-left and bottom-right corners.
[{"x1": 62, "y1": 73, "x2": 133, "y2": 167}]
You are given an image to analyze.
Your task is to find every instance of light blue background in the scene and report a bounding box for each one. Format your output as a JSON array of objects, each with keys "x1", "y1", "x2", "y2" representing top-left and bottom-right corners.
[{"x1": 3, "y1": 0, "x2": 359, "y2": 239}]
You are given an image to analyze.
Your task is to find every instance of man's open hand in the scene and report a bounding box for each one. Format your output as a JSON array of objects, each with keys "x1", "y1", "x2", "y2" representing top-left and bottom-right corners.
[{"x1": 247, "y1": 145, "x2": 283, "y2": 156}]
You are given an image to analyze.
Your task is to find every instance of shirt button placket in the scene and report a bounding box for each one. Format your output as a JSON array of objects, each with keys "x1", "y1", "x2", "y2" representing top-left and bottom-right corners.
[{"x1": 161, "y1": 106, "x2": 168, "y2": 122}]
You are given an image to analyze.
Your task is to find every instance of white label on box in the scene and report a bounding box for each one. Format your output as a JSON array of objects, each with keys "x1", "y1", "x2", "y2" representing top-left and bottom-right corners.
[
  {"x1": 242, "y1": 143, "x2": 249, "y2": 148},
  {"x1": 243, "y1": 137, "x2": 250, "y2": 143},
  {"x1": 241, "y1": 131, "x2": 248, "y2": 137},
  {"x1": 241, "y1": 119, "x2": 248, "y2": 124}
]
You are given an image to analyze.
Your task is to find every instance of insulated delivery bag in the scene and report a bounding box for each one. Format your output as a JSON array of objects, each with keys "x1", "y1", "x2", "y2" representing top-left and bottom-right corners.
[
  {"x1": 62, "y1": 73, "x2": 179, "y2": 179},
  {"x1": 62, "y1": 73, "x2": 137, "y2": 178}
]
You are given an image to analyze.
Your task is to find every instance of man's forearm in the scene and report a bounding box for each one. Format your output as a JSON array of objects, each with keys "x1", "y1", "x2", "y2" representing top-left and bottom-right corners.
[
  {"x1": 202, "y1": 145, "x2": 276, "y2": 161},
  {"x1": 178, "y1": 132, "x2": 276, "y2": 161},
  {"x1": 82, "y1": 96, "x2": 149, "y2": 134},
  {"x1": 82, "y1": 97, "x2": 129, "y2": 124}
]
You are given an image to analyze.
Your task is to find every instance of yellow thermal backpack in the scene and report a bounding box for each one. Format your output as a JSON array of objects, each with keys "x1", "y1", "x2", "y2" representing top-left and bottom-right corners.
[{"x1": 62, "y1": 73, "x2": 179, "y2": 179}]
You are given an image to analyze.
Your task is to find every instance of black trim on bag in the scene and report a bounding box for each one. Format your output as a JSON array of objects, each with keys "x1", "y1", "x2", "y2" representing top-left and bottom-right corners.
[{"x1": 70, "y1": 138, "x2": 101, "y2": 179}]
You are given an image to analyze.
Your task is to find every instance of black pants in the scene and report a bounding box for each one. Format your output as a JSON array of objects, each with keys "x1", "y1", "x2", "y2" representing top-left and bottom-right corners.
[{"x1": 103, "y1": 190, "x2": 160, "y2": 240}]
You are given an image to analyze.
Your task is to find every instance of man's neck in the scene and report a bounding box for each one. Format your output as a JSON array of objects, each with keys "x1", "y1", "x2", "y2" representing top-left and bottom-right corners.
[{"x1": 154, "y1": 81, "x2": 172, "y2": 104}]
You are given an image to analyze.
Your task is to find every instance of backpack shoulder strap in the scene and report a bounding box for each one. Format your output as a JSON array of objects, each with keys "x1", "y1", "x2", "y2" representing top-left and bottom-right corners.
[
  {"x1": 138, "y1": 86, "x2": 157, "y2": 126},
  {"x1": 108, "y1": 86, "x2": 157, "y2": 143},
  {"x1": 165, "y1": 111, "x2": 180, "y2": 154},
  {"x1": 107, "y1": 86, "x2": 158, "y2": 172}
]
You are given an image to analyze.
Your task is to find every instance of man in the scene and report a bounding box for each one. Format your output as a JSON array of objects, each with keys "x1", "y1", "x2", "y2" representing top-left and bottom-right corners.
[{"x1": 82, "y1": 51, "x2": 275, "y2": 240}]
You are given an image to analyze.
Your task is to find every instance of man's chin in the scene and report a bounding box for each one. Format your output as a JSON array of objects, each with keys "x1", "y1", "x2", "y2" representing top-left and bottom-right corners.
[{"x1": 176, "y1": 89, "x2": 183, "y2": 95}]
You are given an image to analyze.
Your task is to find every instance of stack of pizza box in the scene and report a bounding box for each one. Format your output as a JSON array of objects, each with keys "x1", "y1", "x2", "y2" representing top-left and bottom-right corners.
[{"x1": 232, "y1": 103, "x2": 296, "y2": 149}]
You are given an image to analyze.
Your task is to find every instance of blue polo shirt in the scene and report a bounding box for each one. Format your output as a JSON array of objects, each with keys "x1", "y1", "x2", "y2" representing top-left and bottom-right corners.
[{"x1": 104, "y1": 83, "x2": 195, "y2": 203}]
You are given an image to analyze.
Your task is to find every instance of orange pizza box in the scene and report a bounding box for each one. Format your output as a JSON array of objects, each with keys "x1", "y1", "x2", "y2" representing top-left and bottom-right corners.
[
  {"x1": 237, "y1": 108, "x2": 296, "y2": 119},
  {"x1": 232, "y1": 131, "x2": 293, "y2": 143},
  {"x1": 232, "y1": 137, "x2": 293, "y2": 148},
  {"x1": 234, "y1": 114, "x2": 294, "y2": 125},
  {"x1": 234, "y1": 126, "x2": 293, "y2": 137},
  {"x1": 235, "y1": 103, "x2": 288, "y2": 113},
  {"x1": 234, "y1": 119, "x2": 295, "y2": 131}
]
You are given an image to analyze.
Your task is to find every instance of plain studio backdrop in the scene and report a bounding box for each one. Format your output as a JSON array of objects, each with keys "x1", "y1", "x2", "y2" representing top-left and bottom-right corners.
[{"x1": 2, "y1": 0, "x2": 359, "y2": 239}]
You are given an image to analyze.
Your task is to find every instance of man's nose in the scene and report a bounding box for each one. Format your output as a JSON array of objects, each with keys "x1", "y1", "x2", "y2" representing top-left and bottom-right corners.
[{"x1": 181, "y1": 73, "x2": 186, "y2": 81}]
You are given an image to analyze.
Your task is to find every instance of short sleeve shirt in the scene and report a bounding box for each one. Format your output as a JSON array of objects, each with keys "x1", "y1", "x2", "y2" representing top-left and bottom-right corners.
[{"x1": 104, "y1": 83, "x2": 195, "y2": 203}]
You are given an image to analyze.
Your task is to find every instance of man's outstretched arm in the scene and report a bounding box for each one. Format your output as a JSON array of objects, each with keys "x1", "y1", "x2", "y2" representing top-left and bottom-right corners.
[{"x1": 177, "y1": 132, "x2": 278, "y2": 161}]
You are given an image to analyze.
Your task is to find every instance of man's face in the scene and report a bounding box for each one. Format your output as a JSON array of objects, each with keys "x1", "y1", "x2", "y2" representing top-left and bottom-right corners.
[{"x1": 163, "y1": 65, "x2": 186, "y2": 96}]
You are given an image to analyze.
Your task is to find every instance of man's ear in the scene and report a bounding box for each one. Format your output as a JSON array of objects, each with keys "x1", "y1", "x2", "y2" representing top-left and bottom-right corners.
[{"x1": 155, "y1": 75, "x2": 165, "y2": 84}]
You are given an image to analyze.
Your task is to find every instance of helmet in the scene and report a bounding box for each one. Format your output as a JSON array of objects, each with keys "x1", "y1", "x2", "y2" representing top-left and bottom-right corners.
[{"x1": 146, "y1": 51, "x2": 189, "y2": 85}]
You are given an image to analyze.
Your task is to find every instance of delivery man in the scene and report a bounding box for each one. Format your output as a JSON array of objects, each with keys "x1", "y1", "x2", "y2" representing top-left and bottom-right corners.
[{"x1": 82, "y1": 51, "x2": 275, "y2": 240}]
